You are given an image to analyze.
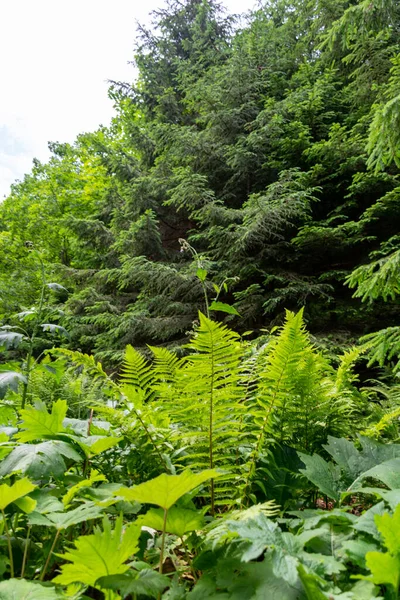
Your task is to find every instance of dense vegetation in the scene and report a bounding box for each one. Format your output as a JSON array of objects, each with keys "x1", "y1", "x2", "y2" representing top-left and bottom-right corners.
[{"x1": 1, "y1": 0, "x2": 400, "y2": 597}]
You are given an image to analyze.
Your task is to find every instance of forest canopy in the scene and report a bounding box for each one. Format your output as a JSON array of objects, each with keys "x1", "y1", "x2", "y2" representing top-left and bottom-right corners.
[{"x1": 1, "y1": 0, "x2": 399, "y2": 363}]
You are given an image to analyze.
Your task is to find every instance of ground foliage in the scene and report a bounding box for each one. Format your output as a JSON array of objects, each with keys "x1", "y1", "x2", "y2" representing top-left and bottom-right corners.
[{"x1": 0, "y1": 305, "x2": 399, "y2": 598}]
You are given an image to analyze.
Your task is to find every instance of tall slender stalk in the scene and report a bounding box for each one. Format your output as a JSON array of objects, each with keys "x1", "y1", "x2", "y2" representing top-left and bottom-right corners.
[
  {"x1": 159, "y1": 508, "x2": 168, "y2": 575},
  {"x1": 209, "y1": 357, "x2": 215, "y2": 516},
  {"x1": 21, "y1": 252, "x2": 47, "y2": 409},
  {"x1": 21, "y1": 525, "x2": 31, "y2": 578},
  {"x1": 2, "y1": 510, "x2": 14, "y2": 578},
  {"x1": 40, "y1": 529, "x2": 60, "y2": 581}
]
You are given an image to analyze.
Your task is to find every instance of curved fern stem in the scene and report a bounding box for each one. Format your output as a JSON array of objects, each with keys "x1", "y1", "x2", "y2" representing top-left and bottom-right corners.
[
  {"x1": 240, "y1": 389, "x2": 279, "y2": 508},
  {"x1": 209, "y1": 365, "x2": 215, "y2": 515},
  {"x1": 131, "y1": 406, "x2": 169, "y2": 472}
]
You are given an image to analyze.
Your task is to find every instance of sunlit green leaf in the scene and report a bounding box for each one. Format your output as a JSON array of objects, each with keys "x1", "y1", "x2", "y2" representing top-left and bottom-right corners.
[
  {"x1": 0, "y1": 477, "x2": 36, "y2": 511},
  {"x1": 53, "y1": 515, "x2": 140, "y2": 587},
  {"x1": 17, "y1": 400, "x2": 68, "y2": 443},
  {"x1": 63, "y1": 470, "x2": 107, "y2": 507},
  {"x1": 76, "y1": 435, "x2": 122, "y2": 457},
  {"x1": 139, "y1": 506, "x2": 204, "y2": 537},
  {"x1": 117, "y1": 469, "x2": 221, "y2": 510},
  {"x1": 28, "y1": 502, "x2": 103, "y2": 530},
  {"x1": 209, "y1": 301, "x2": 240, "y2": 316},
  {"x1": 196, "y1": 268, "x2": 207, "y2": 282}
]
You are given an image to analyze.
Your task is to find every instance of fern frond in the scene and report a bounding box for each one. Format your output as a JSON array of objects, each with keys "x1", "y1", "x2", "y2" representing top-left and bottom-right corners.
[
  {"x1": 155, "y1": 313, "x2": 245, "y2": 512},
  {"x1": 148, "y1": 345, "x2": 184, "y2": 384},
  {"x1": 239, "y1": 309, "x2": 365, "y2": 505},
  {"x1": 120, "y1": 345, "x2": 154, "y2": 400},
  {"x1": 363, "y1": 405, "x2": 400, "y2": 439}
]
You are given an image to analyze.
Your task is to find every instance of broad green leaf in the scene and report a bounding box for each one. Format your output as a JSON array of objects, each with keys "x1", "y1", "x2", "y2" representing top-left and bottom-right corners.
[
  {"x1": 347, "y1": 581, "x2": 380, "y2": 599},
  {"x1": 64, "y1": 417, "x2": 110, "y2": 436},
  {"x1": 53, "y1": 515, "x2": 140, "y2": 587},
  {"x1": 298, "y1": 453, "x2": 341, "y2": 501},
  {"x1": 209, "y1": 301, "x2": 240, "y2": 316},
  {"x1": 0, "y1": 371, "x2": 27, "y2": 399},
  {"x1": 323, "y1": 436, "x2": 363, "y2": 482},
  {"x1": 0, "y1": 477, "x2": 36, "y2": 511},
  {"x1": 117, "y1": 469, "x2": 221, "y2": 510},
  {"x1": 14, "y1": 496, "x2": 37, "y2": 514},
  {"x1": 222, "y1": 513, "x2": 282, "y2": 562},
  {"x1": 0, "y1": 440, "x2": 82, "y2": 478},
  {"x1": 0, "y1": 579, "x2": 60, "y2": 599},
  {"x1": 29, "y1": 489, "x2": 64, "y2": 514},
  {"x1": 139, "y1": 507, "x2": 204, "y2": 537},
  {"x1": 342, "y1": 539, "x2": 379, "y2": 569},
  {"x1": 297, "y1": 564, "x2": 328, "y2": 599},
  {"x1": 40, "y1": 324, "x2": 69, "y2": 337},
  {"x1": 270, "y1": 547, "x2": 299, "y2": 586},
  {"x1": 97, "y1": 569, "x2": 169, "y2": 598},
  {"x1": 76, "y1": 435, "x2": 122, "y2": 457},
  {"x1": 0, "y1": 331, "x2": 25, "y2": 350},
  {"x1": 190, "y1": 555, "x2": 301, "y2": 599},
  {"x1": 374, "y1": 504, "x2": 400, "y2": 555},
  {"x1": 354, "y1": 502, "x2": 386, "y2": 537},
  {"x1": 365, "y1": 551, "x2": 400, "y2": 589},
  {"x1": 17, "y1": 400, "x2": 67, "y2": 443},
  {"x1": 28, "y1": 502, "x2": 103, "y2": 530},
  {"x1": 350, "y1": 458, "x2": 400, "y2": 490},
  {"x1": 15, "y1": 310, "x2": 36, "y2": 321},
  {"x1": 63, "y1": 470, "x2": 106, "y2": 507}
]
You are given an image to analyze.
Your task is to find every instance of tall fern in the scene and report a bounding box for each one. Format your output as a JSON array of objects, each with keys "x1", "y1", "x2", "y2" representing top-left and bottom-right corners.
[
  {"x1": 155, "y1": 313, "x2": 244, "y2": 513},
  {"x1": 116, "y1": 310, "x2": 365, "y2": 510},
  {"x1": 239, "y1": 309, "x2": 310, "y2": 504},
  {"x1": 239, "y1": 310, "x2": 365, "y2": 505}
]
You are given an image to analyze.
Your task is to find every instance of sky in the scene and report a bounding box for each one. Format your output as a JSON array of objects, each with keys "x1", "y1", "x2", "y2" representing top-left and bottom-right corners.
[{"x1": 0, "y1": 0, "x2": 257, "y2": 199}]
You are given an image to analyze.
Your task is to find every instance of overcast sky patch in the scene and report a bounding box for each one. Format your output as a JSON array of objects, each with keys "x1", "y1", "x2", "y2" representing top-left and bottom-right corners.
[{"x1": 0, "y1": 0, "x2": 255, "y2": 198}]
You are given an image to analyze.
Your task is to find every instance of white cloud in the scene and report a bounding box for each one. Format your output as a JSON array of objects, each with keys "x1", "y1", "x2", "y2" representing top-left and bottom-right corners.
[{"x1": 0, "y1": 0, "x2": 256, "y2": 198}]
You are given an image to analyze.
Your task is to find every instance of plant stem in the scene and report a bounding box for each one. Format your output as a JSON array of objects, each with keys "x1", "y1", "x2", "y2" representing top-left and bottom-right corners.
[
  {"x1": 83, "y1": 408, "x2": 94, "y2": 477},
  {"x1": 130, "y1": 406, "x2": 169, "y2": 472},
  {"x1": 40, "y1": 529, "x2": 60, "y2": 581},
  {"x1": 209, "y1": 342, "x2": 215, "y2": 516},
  {"x1": 159, "y1": 508, "x2": 168, "y2": 575},
  {"x1": 2, "y1": 510, "x2": 14, "y2": 578},
  {"x1": 21, "y1": 252, "x2": 47, "y2": 409},
  {"x1": 87, "y1": 408, "x2": 94, "y2": 435},
  {"x1": 21, "y1": 525, "x2": 31, "y2": 578},
  {"x1": 21, "y1": 349, "x2": 32, "y2": 410}
]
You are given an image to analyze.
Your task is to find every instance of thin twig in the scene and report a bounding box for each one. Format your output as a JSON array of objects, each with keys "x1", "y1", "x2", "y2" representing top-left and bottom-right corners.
[
  {"x1": 40, "y1": 529, "x2": 60, "y2": 581},
  {"x1": 2, "y1": 510, "x2": 14, "y2": 578}
]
